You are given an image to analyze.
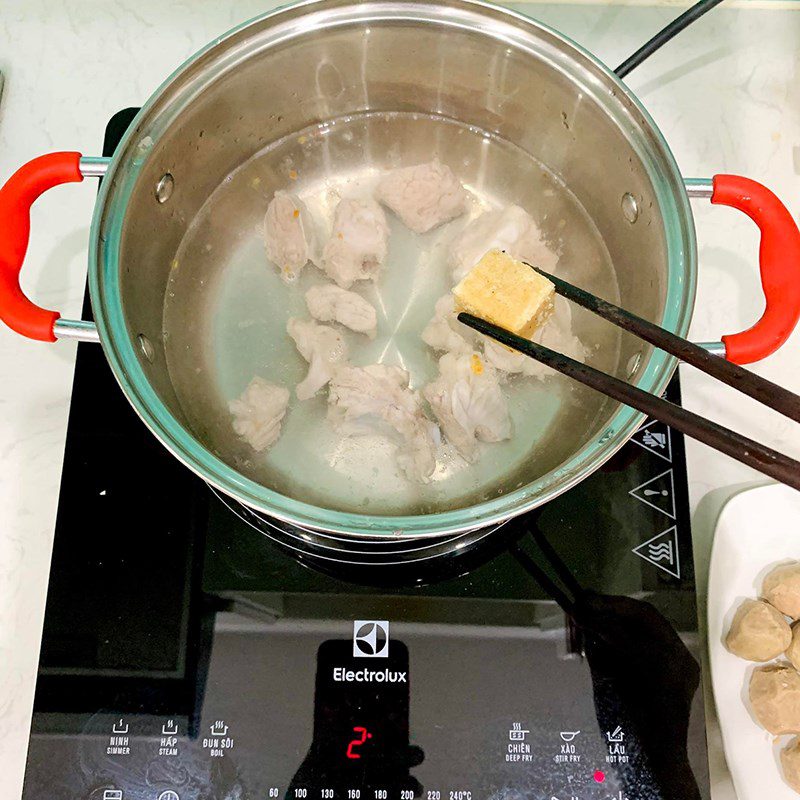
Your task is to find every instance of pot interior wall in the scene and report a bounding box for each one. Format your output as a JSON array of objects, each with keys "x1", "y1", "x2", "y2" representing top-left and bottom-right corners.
[{"x1": 101, "y1": 1, "x2": 691, "y2": 521}]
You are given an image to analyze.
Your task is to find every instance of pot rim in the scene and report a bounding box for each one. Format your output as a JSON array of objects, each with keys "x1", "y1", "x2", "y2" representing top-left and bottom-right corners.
[{"x1": 89, "y1": 0, "x2": 696, "y2": 539}]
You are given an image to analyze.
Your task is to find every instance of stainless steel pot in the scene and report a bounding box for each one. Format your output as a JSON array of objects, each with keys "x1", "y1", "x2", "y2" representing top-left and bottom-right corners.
[{"x1": 1, "y1": 0, "x2": 797, "y2": 540}]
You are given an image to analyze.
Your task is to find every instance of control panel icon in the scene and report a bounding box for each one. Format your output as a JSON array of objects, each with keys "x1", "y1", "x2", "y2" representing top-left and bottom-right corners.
[
  {"x1": 102, "y1": 790, "x2": 123, "y2": 800},
  {"x1": 161, "y1": 719, "x2": 178, "y2": 736},
  {"x1": 508, "y1": 722, "x2": 529, "y2": 741},
  {"x1": 157, "y1": 791, "x2": 180, "y2": 800},
  {"x1": 559, "y1": 731, "x2": 580, "y2": 742},
  {"x1": 209, "y1": 721, "x2": 229, "y2": 737},
  {"x1": 111, "y1": 719, "x2": 128, "y2": 735},
  {"x1": 606, "y1": 725, "x2": 625, "y2": 743}
]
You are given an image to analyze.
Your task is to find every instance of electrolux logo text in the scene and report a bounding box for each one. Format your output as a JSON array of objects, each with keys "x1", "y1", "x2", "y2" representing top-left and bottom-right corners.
[
  {"x1": 333, "y1": 667, "x2": 407, "y2": 683},
  {"x1": 352, "y1": 620, "x2": 390, "y2": 658}
]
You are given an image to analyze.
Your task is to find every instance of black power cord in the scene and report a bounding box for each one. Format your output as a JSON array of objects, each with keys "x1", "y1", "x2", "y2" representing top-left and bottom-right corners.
[{"x1": 614, "y1": 0, "x2": 726, "y2": 79}]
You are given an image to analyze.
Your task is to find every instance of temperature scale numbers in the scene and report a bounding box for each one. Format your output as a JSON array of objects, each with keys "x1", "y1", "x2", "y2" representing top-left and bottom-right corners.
[{"x1": 283, "y1": 790, "x2": 456, "y2": 800}]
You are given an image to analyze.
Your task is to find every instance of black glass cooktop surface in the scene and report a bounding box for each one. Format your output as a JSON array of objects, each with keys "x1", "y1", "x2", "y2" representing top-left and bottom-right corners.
[{"x1": 21, "y1": 109, "x2": 709, "y2": 800}]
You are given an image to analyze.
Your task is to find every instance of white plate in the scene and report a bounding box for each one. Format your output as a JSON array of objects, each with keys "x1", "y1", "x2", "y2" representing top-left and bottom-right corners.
[{"x1": 708, "y1": 483, "x2": 800, "y2": 799}]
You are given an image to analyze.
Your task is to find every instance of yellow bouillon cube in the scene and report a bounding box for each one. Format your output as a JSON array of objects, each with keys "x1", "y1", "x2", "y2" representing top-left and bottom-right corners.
[{"x1": 453, "y1": 249, "x2": 555, "y2": 338}]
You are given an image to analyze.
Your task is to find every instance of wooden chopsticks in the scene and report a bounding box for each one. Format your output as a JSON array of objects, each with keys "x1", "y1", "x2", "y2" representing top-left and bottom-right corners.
[
  {"x1": 457, "y1": 271, "x2": 800, "y2": 491},
  {"x1": 534, "y1": 266, "x2": 800, "y2": 423}
]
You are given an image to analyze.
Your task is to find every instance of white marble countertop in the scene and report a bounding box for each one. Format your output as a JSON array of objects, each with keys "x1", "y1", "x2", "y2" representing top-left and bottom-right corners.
[{"x1": 1, "y1": 1, "x2": 799, "y2": 797}]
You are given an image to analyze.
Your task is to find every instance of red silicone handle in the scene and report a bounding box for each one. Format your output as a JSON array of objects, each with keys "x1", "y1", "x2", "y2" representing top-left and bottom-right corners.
[
  {"x1": 0, "y1": 152, "x2": 84, "y2": 341},
  {"x1": 711, "y1": 174, "x2": 800, "y2": 364}
]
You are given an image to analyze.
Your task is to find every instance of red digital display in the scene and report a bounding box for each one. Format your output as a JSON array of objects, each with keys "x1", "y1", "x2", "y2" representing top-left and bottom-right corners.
[{"x1": 346, "y1": 726, "x2": 373, "y2": 759}]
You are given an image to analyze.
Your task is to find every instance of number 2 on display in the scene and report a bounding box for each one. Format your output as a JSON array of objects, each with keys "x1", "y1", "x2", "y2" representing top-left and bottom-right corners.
[{"x1": 346, "y1": 726, "x2": 372, "y2": 759}]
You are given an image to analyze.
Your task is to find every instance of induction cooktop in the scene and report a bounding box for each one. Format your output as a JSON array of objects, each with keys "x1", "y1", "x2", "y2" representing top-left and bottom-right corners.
[{"x1": 21, "y1": 109, "x2": 709, "y2": 800}]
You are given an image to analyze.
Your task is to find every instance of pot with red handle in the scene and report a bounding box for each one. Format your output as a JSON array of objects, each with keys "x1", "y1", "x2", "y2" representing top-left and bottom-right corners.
[{"x1": 1, "y1": 0, "x2": 798, "y2": 540}]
